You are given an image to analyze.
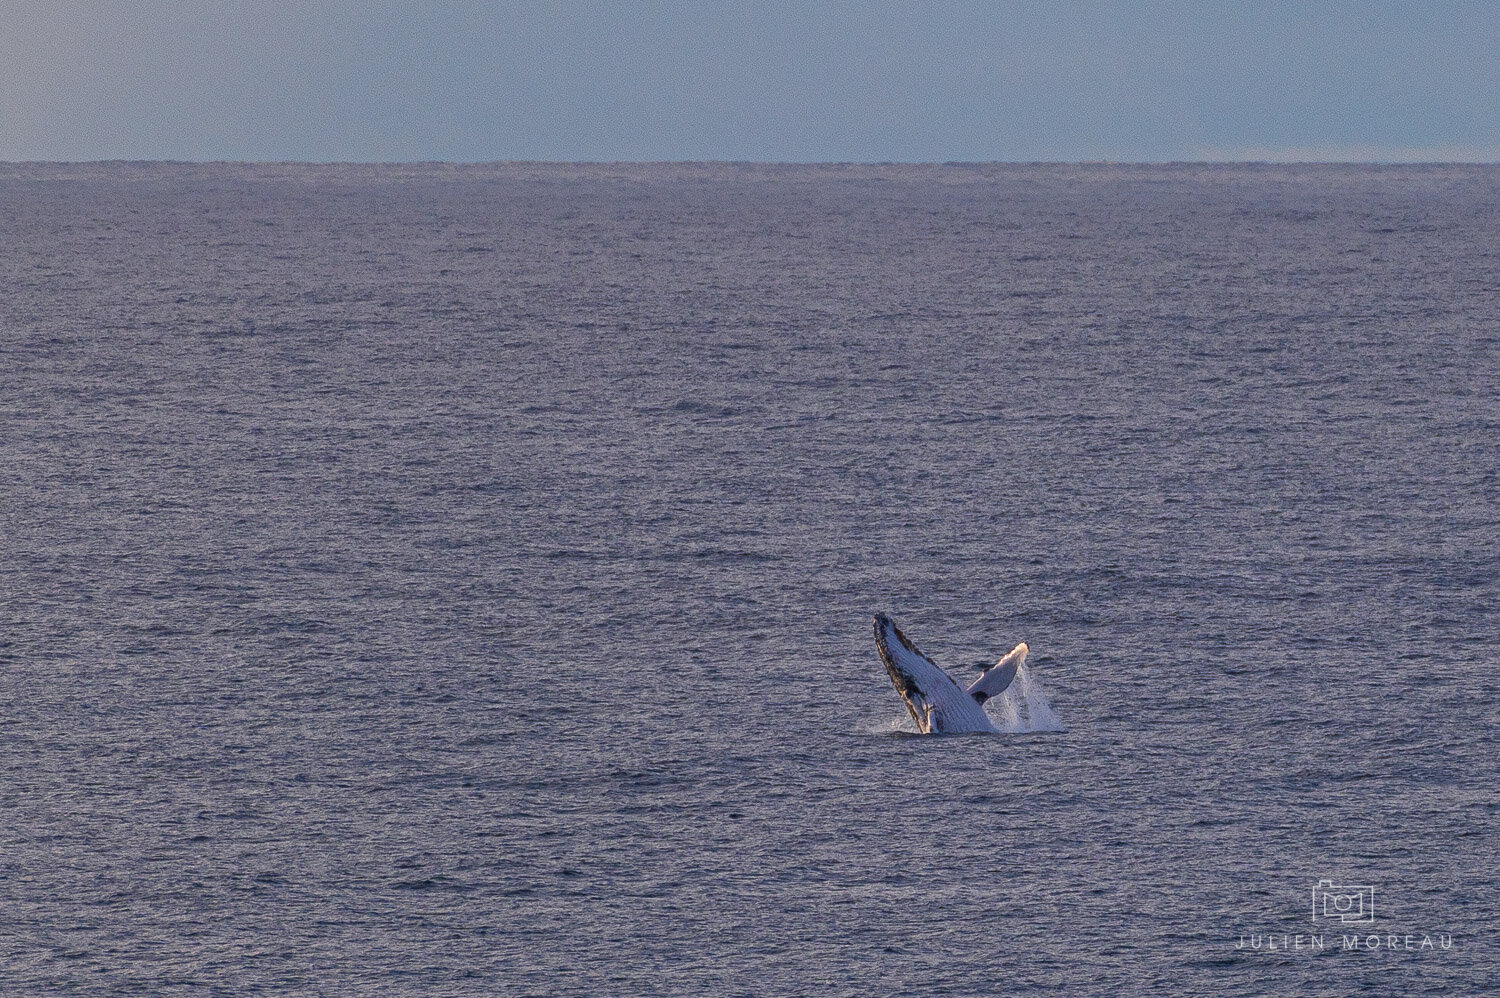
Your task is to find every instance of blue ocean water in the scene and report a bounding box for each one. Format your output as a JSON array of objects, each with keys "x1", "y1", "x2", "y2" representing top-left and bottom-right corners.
[{"x1": 1, "y1": 162, "x2": 1496, "y2": 995}]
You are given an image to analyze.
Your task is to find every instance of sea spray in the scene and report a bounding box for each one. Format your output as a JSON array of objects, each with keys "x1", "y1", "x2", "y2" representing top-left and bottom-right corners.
[
  {"x1": 991, "y1": 683, "x2": 1024, "y2": 732},
  {"x1": 1015, "y1": 662, "x2": 1064, "y2": 732},
  {"x1": 992, "y1": 661, "x2": 1065, "y2": 733}
]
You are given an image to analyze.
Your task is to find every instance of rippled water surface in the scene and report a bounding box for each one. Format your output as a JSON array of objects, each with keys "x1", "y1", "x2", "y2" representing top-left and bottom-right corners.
[{"x1": 2, "y1": 162, "x2": 1497, "y2": 995}]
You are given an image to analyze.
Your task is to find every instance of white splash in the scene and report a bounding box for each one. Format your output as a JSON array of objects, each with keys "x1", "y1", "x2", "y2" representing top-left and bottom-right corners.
[
  {"x1": 990, "y1": 682, "x2": 1022, "y2": 731},
  {"x1": 991, "y1": 661, "x2": 1064, "y2": 733},
  {"x1": 862, "y1": 715, "x2": 921, "y2": 736}
]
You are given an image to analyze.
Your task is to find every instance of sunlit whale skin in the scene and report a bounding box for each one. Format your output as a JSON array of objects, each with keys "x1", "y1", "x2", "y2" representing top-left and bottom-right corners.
[{"x1": 873, "y1": 613, "x2": 1027, "y2": 734}]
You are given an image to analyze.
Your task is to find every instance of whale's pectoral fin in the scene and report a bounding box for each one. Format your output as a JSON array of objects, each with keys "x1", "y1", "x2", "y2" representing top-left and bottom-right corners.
[
  {"x1": 966, "y1": 642, "x2": 1027, "y2": 703},
  {"x1": 874, "y1": 614, "x2": 938, "y2": 732},
  {"x1": 873, "y1": 613, "x2": 974, "y2": 734}
]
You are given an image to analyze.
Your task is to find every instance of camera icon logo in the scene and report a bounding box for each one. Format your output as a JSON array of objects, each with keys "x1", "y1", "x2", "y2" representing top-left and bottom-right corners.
[{"x1": 1312, "y1": 880, "x2": 1375, "y2": 924}]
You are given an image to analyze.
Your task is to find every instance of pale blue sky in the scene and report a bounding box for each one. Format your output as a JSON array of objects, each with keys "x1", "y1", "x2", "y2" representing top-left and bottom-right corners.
[{"x1": 3, "y1": 1, "x2": 1498, "y2": 162}]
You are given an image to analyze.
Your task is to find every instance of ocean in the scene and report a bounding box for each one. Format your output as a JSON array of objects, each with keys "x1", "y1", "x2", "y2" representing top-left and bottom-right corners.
[{"x1": 2, "y1": 162, "x2": 1496, "y2": 995}]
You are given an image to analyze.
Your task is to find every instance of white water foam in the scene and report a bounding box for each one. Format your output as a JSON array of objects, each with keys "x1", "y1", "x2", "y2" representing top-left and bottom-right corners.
[
  {"x1": 991, "y1": 662, "x2": 1064, "y2": 733},
  {"x1": 990, "y1": 682, "x2": 1023, "y2": 732},
  {"x1": 862, "y1": 715, "x2": 921, "y2": 736}
]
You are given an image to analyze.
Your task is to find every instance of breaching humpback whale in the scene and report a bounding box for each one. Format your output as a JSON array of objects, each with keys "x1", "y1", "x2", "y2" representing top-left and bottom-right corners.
[{"x1": 874, "y1": 613, "x2": 1028, "y2": 734}]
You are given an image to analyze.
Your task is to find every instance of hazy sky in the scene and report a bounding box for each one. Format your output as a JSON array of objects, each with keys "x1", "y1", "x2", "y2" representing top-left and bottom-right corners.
[{"x1": 4, "y1": 1, "x2": 1499, "y2": 162}]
